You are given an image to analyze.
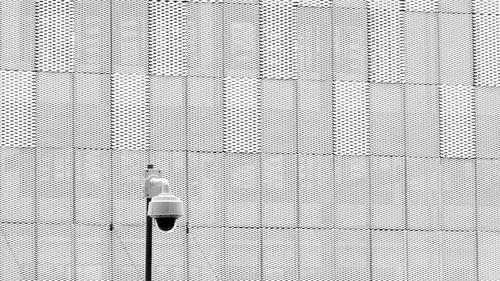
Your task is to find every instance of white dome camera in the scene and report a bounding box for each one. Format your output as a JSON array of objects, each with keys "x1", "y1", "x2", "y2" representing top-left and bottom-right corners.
[{"x1": 144, "y1": 168, "x2": 184, "y2": 232}]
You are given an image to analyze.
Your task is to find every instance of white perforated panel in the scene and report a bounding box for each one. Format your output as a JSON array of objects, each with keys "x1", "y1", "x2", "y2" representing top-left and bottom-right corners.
[
  {"x1": 259, "y1": 0, "x2": 298, "y2": 79},
  {"x1": 474, "y1": 13, "x2": 500, "y2": 89},
  {"x1": 224, "y1": 153, "x2": 260, "y2": 227},
  {"x1": 75, "y1": 0, "x2": 111, "y2": 73},
  {"x1": 0, "y1": 148, "x2": 35, "y2": 223},
  {"x1": 367, "y1": 0, "x2": 404, "y2": 83},
  {"x1": 334, "y1": 155, "x2": 370, "y2": 228},
  {"x1": 112, "y1": 0, "x2": 148, "y2": 74},
  {"x1": 371, "y1": 230, "x2": 407, "y2": 280},
  {"x1": 0, "y1": 71, "x2": 36, "y2": 147},
  {"x1": 223, "y1": 77, "x2": 261, "y2": 153},
  {"x1": 478, "y1": 159, "x2": 500, "y2": 232},
  {"x1": 406, "y1": 0, "x2": 438, "y2": 12},
  {"x1": 0, "y1": 223, "x2": 35, "y2": 280},
  {"x1": 0, "y1": 0, "x2": 35, "y2": 71},
  {"x1": 333, "y1": 81, "x2": 370, "y2": 156},
  {"x1": 188, "y1": 152, "x2": 224, "y2": 227},
  {"x1": 111, "y1": 73, "x2": 150, "y2": 150},
  {"x1": 35, "y1": 0, "x2": 75, "y2": 72},
  {"x1": 224, "y1": 2, "x2": 259, "y2": 78},
  {"x1": 149, "y1": 0, "x2": 187, "y2": 76},
  {"x1": 439, "y1": 84, "x2": 476, "y2": 158},
  {"x1": 335, "y1": 229, "x2": 370, "y2": 280}
]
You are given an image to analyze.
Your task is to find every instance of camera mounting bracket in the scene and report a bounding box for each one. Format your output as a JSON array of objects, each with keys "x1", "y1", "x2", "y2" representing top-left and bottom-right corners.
[{"x1": 143, "y1": 164, "x2": 169, "y2": 198}]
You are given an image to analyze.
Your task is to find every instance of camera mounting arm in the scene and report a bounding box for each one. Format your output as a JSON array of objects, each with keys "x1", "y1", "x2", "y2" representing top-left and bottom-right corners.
[{"x1": 143, "y1": 165, "x2": 169, "y2": 198}]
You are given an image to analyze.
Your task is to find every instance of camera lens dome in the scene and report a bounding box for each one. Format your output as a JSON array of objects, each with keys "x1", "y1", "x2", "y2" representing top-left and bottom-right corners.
[{"x1": 155, "y1": 218, "x2": 176, "y2": 232}]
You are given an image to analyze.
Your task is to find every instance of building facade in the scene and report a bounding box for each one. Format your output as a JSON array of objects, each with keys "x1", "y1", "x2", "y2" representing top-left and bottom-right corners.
[{"x1": 1, "y1": 0, "x2": 500, "y2": 280}]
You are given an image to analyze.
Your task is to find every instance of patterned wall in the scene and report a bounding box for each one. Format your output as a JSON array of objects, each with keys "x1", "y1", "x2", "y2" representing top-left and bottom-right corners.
[{"x1": 2, "y1": 0, "x2": 500, "y2": 280}]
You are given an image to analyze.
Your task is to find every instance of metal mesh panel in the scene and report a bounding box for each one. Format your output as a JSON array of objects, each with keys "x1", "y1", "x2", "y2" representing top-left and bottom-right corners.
[
  {"x1": 335, "y1": 229, "x2": 370, "y2": 280},
  {"x1": 262, "y1": 228, "x2": 299, "y2": 280},
  {"x1": 370, "y1": 156, "x2": 405, "y2": 229},
  {"x1": 334, "y1": 155, "x2": 370, "y2": 228},
  {"x1": 473, "y1": 0, "x2": 500, "y2": 14},
  {"x1": 111, "y1": 73, "x2": 150, "y2": 150},
  {"x1": 0, "y1": 148, "x2": 35, "y2": 223},
  {"x1": 370, "y1": 83, "x2": 405, "y2": 156},
  {"x1": 297, "y1": 5, "x2": 332, "y2": 80},
  {"x1": 224, "y1": 153, "x2": 260, "y2": 227},
  {"x1": 371, "y1": 230, "x2": 407, "y2": 280},
  {"x1": 441, "y1": 231, "x2": 476, "y2": 280},
  {"x1": 479, "y1": 231, "x2": 500, "y2": 280},
  {"x1": 441, "y1": 159, "x2": 475, "y2": 231},
  {"x1": 74, "y1": 0, "x2": 111, "y2": 73},
  {"x1": 407, "y1": 157, "x2": 441, "y2": 230},
  {"x1": 367, "y1": 0, "x2": 404, "y2": 83},
  {"x1": 404, "y1": 11, "x2": 438, "y2": 85},
  {"x1": 405, "y1": 84, "x2": 440, "y2": 158},
  {"x1": 406, "y1": 0, "x2": 438, "y2": 12},
  {"x1": 187, "y1": 76, "x2": 223, "y2": 152},
  {"x1": 439, "y1": 84, "x2": 476, "y2": 159},
  {"x1": 299, "y1": 228, "x2": 335, "y2": 280},
  {"x1": 297, "y1": 80, "x2": 333, "y2": 154},
  {"x1": 75, "y1": 149, "x2": 111, "y2": 225},
  {"x1": 187, "y1": 2, "x2": 223, "y2": 77},
  {"x1": 297, "y1": 0, "x2": 331, "y2": 7},
  {"x1": 476, "y1": 86, "x2": 500, "y2": 158},
  {"x1": 223, "y1": 77, "x2": 261, "y2": 153},
  {"x1": 259, "y1": 0, "x2": 298, "y2": 80},
  {"x1": 440, "y1": 0, "x2": 471, "y2": 13},
  {"x1": 0, "y1": 70, "x2": 36, "y2": 148},
  {"x1": 262, "y1": 154, "x2": 297, "y2": 228},
  {"x1": 150, "y1": 76, "x2": 186, "y2": 151},
  {"x1": 407, "y1": 231, "x2": 477, "y2": 280},
  {"x1": 37, "y1": 224, "x2": 74, "y2": 280},
  {"x1": 74, "y1": 73, "x2": 111, "y2": 149},
  {"x1": 187, "y1": 152, "x2": 224, "y2": 227},
  {"x1": 112, "y1": 0, "x2": 148, "y2": 75},
  {"x1": 0, "y1": 223, "x2": 35, "y2": 281},
  {"x1": 474, "y1": 13, "x2": 500, "y2": 87},
  {"x1": 224, "y1": 2, "x2": 260, "y2": 78},
  {"x1": 225, "y1": 227, "x2": 260, "y2": 280},
  {"x1": 75, "y1": 225, "x2": 112, "y2": 280},
  {"x1": 188, "y1": 227, "x2": 224, "y2": 281},
  {"x1": 298, "y1": 154, "x2": 335, "y2": 228},
  {"x1": 477, "y1": 159, "x2": 500, "y2": 231},
  {"x1": 407, "y1": 157, "x2": 476, "y2": 231},
  {"x1": 35, "y1": 0, "x2": 75, "y2": 72},
  {"x1": 36, "y1": 72, "x2": 73, "y2": 148},
  {"x1": 261, "y1": 79, "x2": 297, "y2": 153},
  {"x1": 333, "y1": 7, "x2": 367, "y2": 82},
  {"x1": 439, "y1": 13, "x2": 473, "y2": 85},
  {"x1": 36, "y1": 148, "x2": 73, "y2": 224},
  {"x1": 149, "y1": 0, "x2": 187, "y2": 77},
  {"x1": 407, "y1": 230, "x2": 441, "y2": 280},
  {"x1": 0, "y1": 0, "x2": 35, "y2": 71},
  {"x1": 333, "y1": 81, "x2": 370, "y2": 156},
  {"x1": 112, "y1": 224, "x2": 145, "y2": 281}
]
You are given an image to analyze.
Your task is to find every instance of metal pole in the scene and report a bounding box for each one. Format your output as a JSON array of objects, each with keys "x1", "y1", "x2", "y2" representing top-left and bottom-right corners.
[{"x1": 146, "y1": 197, "x2": 152, "y2": 281}]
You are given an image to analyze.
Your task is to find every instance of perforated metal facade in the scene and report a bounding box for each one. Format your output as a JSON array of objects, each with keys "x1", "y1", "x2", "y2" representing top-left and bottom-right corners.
[{"x1": 1, "y1": 0, "x2": 500, "y2": 280}]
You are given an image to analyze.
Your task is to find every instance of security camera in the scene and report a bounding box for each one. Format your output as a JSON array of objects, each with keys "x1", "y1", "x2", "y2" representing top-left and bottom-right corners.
[{"x1": 144, "y1": 168, "x2": 183, "y2": 232}]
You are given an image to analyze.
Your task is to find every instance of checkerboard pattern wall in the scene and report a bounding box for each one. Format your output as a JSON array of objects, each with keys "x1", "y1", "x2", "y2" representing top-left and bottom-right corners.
[{"x1": 1, "y1": 0, "x2": 500, "y2": 280}]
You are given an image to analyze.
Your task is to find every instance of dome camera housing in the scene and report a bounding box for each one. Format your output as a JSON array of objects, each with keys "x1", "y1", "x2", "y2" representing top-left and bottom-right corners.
[{"x1": 148, "y1": 192, "x2": 183, "y2": 232}]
